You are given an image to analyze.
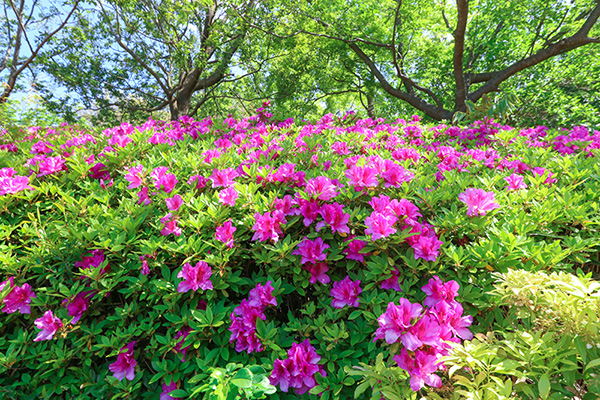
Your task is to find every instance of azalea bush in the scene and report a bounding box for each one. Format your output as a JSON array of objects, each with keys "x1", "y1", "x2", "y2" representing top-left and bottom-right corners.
[{"x1": 0, "y1": 106, "x2": 599, "y2": 399}]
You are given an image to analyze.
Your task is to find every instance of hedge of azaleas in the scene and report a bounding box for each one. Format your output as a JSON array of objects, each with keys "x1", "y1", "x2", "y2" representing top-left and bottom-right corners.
[{"x1": 0, "y1": 106, "x2": 599, "y2": 399}]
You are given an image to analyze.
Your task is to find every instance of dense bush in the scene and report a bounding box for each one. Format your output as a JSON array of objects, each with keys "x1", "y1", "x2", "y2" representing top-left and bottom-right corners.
[{"x1": 1, "y1": 106, "x2": 599, "y2": 399}]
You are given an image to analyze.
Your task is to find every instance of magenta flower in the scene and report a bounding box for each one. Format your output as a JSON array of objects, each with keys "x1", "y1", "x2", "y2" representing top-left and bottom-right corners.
[
  {"x1": 269, "y1": 340, "x2": 326, "y2": 395},
  {"x1": 504, "y1": 173, "x2": 527, "y2": 191},
  {"x1": 251, "y1": 211, "x2": 284, "y2": 243},
  {"x1": 33, "y1": 310, "x2": 63, "y2": 341},
  {"x1": 31, "y1": 141, "x2": 54, "y2": 154},
  {"x1": 124, "y1": 165, "x2": 144, "y2": 189},
  {"x1": 109, "y1": 341, "x2": 137, "y2": 381},
  {"x1": 151, "y1": 166, "x2": 178, "y2": 193},
  {"x1": 305, "y1": 176, "x2": 338, "y2": 201},
  {"x1": 188, "y1": 174, "x2": 209, "y2": 189},
  {"x1": 412, "y1": 236, "x2": 443, "y2": 262},
  {"x1": 177, "y1": 261, "x2": 213, "y2": 293},
  {"x1": 458, "y1": 188, "x2": 500, "y2": 217},
  {"x1": 161, "y1": 379, "x2": 180, "y2": 400},
  {"x1": 532, "y1": 167, "x2": 557, "y2": 185},
  {"x1": 380, "y1": 267, "x2": 402, "y2": 291},
  {"x1": 160, "y1": 213, "x2": 182, "y2": 236},
  {"x1": 165, "y1": 194, "x2": 183, "y2": 211},
  {"x1": 316, "y1": 203, "x2": 350, "y2": 234},
  {"x1": 215, "y1": 220, "x2": 236, "y2": 248},
  {"x1": 433, "y1": 302, "x2": 473, "y2": 340},
  {"x1": 75, "y1": 249, "x2": 110, "y2": 276},
  {"x1": 248, "y1": 281, "x2": 278, "y2": 309},
  {"x1": 292, "y1": 238, "x2": 330, "y2": 264},
  {"x1": 401, "y1": 313, "x2": 441, "y2": 351},
  {"x1": 218, "y1": 186, "x2": 238, "y2": 206},
  {"x1": 210, "y1": 168, "x2": 238, "y2": 188},
  {"x1": 296, "y1": 198, "x2": 320, "y2": 226},
  {"x1": 422, "y1": 276, "x2": 460, "y2": 308},
  {"x1": 137, "y1": 187, "x2": 152, "y2": 205},
  {"x1": 0, "y1": 175, "x2": 33, "y2": 196},
  {"x1": 229, "y1": 300, "x2": 266, "y2": 353},
  {"x1": 173, "y1": 326, "x2": 193, "y2": 361},
  {"x1": 373, "y1": 299, "x2": 423, "y2": 344},
  {"x1": 140, "y1": 255, "x2": 150, "y2": 275},
  {"x1": 382, "y1": 162, "x2": 414, "y2": 188},
  {"x1": 305, "y1": 262, "x2": 330, "y2": 284},
  {"x1": 345, "y1": 165, "x2": 379, "y2": 189},
  {"x1": 62, "y1": 291, "x2": 93, "y2": 324},
  {"x1": 390, "y1": 198, "x2": 422, "y2": 224},
  {"x1": 330, "y1": 276, "x2": 362, "y2": 309},
  {"x1": 37, "y1": 156, "x2": 67, "y2": 176},
  {"x1": 394, "y1": 348, "x2": 442, "y2": 391},
  {"x1": 365, "y1": 212, "x2": 397, "y2": 240},
  {"x1": 344, "y1": 237, "x2": 369, "y2": 262},
  {"x1": 2, "y1": 279, "x2": 35, "y2": 314}
]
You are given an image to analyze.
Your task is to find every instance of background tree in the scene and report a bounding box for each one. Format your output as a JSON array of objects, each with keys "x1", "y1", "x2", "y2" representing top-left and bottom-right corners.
[
  {"x1": 255, "y1": 0, "x2": 600, "y2": 122},
  {"x1": 0, "y1": 0, "x2": 80, "y2": 103},
  {"x1": 42, "y1": 0, "x2": 261, "y2": 122}
]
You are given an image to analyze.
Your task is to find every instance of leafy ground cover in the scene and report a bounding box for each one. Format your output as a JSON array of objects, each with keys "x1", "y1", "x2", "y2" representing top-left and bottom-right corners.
[{"x1": 1, "y1": 106, "x2": 599, "y2": 399}]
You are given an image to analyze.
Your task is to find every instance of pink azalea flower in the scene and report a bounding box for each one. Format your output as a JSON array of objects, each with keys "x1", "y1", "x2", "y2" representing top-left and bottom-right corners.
[
  {"x1": 37, "y1": 156, "x2": 67, "y2": 176},
  {"x1": 296, "y1": 198, "x2": 320, "y2": 227},
  {"x1": 248, "y1": 281, "x2": 277, "y2": 309},
  {"x1": 305, "y1": 176, "x2": 338, "y2": 201},
  {"x1": 374, "y1": 299, "x2": 423, "y2": 344},
  {"x1": 381, "y1": 162, "x2": 414, "y2": 188},
  {"x1": 330, "y1": 276, "x2": 362, "y2": 309},
  {"x1": 173, "y1": 326, "x2": 193, "y2": 361},
  {"x1": 140, "y1": 255, "x2": 150, "y2": 275},
  {"x1": 177, "y1": 261, "x2": 213, "y2": 293},
  {"x1": 394, "y1": 348, "x2": 442, "y2": 391},
  {"x1": 75, "y1": 249, "x2": 110, "y2": 276},
  {"x1": 412, "y1": 235, "x2": 443, "y2": 262},
  {"x1": 188, "y1": 174, "x2": 209, "y2": 189},
  {"x1": 316, "y1": 203, "x2": 350, "y2": 234},
  {"x1": 365, "y1": 212, "x2": 397, "y2": 240},
  {"x1": 251, "y1": 211, "x2": 284, "y2": 243},
  {"x1": 151, "y1": 166, "x2": 178, "y2": 193},
  {"x1": 344, "y1": 237, "x2": 369, "y2": 262},
  {"x1": 380, "y1": 267, "x2": 402, "y2": 291},
  {"x1": 34, "y1": 310, "x2": 63, "y2": 341},
  {"x1": 458, "y1": 188, "x2": 500, "y2": 217},
  {"x1": 292, "y1": 238, "x2": 330, "y2": 264},
  {"x1": 229, "y1": 299, "x2": 266, "y2": 353},
  {"x1": 215, "y1": 220, "x2": 236, "y2": 248},
  {"x1": 304, "y1": 262, "x2": 330, "y2": 284},
  {"x1": 269, "y1": 340, "x2": 326, "y2": 395},
  {"x1": 109, "y1": 341, "x2": 137, "y2": 381},
  {"x1": 137, "y1": 187, "x2": 152, "y2": 205},
  {"x1": 218, "y1": 186, "x2": 238, "y2": 206},
  {"x1": 368, "y1": 195, "x2": 391, "y2": 214},
  {"x1": 165, "y1": 194, "x2": 183, "y2": 211},
  {"x1": 532, "y1": 167, "x2": 557, "y2": 186},
  {"x1": 344, "y1": 165, "x2": 379, "y2": 189},
  {"x1": 62, "y1": 291, "x2": 93, "y2": 324},
  {"x1": 422, "y1": 276, "x2": 460, "y2": 308},
  {"x1": 504, "y1": 173, "x2": 527, "y2": 191},
  {"x1": 2, "y1": 279, "x2": 36, "y2": 314},
  {"x1": 0, "y1": 175, "x2": 33, "y2": 196},
  {"x1": 401, "y1": 313, "x2": 441, "y2": 351},
  {"x1": 160, "y1": 213, "x2": 182, "y2": 236},
  {"x1": 161, "y1": 379, "x2": 180, "y2": 400},
  {"x1": 210, "y1": 168, "x2": 238, "y2": 188},
  {"x1": 390, "y1": 198, "x2": 422, "y2": 224}
]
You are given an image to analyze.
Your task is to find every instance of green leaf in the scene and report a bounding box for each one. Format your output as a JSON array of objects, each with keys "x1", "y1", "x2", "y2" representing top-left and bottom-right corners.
[
  {"x1": 538, "y1": 373, "x2": 550, "y2": 399},
  {"x1": 231, "y1": 368, "x2": 253, "y2": 388}
]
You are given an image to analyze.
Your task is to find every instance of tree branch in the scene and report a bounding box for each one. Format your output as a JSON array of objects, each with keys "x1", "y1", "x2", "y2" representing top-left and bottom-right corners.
[
  {"x1": 348, "y1": 42, "x2": 452, "y2": 120},
  {"x1": 468, "y1": 2, "x2": 600, "y2": 103},
  {"x1": 453, "y1": 0, "x2": 468, "y2": 112}
]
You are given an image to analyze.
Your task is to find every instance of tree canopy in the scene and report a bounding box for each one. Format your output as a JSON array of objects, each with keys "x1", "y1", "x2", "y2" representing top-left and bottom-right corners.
[{"x1": 3, "y1": 0, "x2": 600, "y2": 126}]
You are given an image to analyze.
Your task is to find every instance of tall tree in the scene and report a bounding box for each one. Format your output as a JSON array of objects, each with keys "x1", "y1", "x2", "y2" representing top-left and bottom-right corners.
[
  {"x1": 256, "y1": 0, "x2": 600, "y2": 121},
  {"x1": 0, "y1": 0, "x2": 80, "y2": 103},
  {"x1": 44, "y1": 0, "x2": 258, "y2": 121}
]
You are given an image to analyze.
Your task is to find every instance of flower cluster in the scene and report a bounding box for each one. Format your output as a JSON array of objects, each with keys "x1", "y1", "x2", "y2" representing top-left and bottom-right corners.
[
  {"x1": 269, "y1": 340, "x2": 327, "y2": 394},
  {"x1": 0, "y1": 168, "x2": 33, "y2": 196},
  {"x1": 109, "y1": 341, "x2": 137, "y2": 381},
  {"x1": 1, "y1": 277, "x2": 35, "y2": 314},
  {"x1": 177, "y1": 261, "x2": 213, "y2": 293},
  {"x1": 229, "y1": 282, "x2": 277, "y2": 353},
  {"x1": 458, "y1": 188, "x2": 500, "y2": 217},
  {"x1": 374, "y1": 276, "x2": 472, "y2": 391}
]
